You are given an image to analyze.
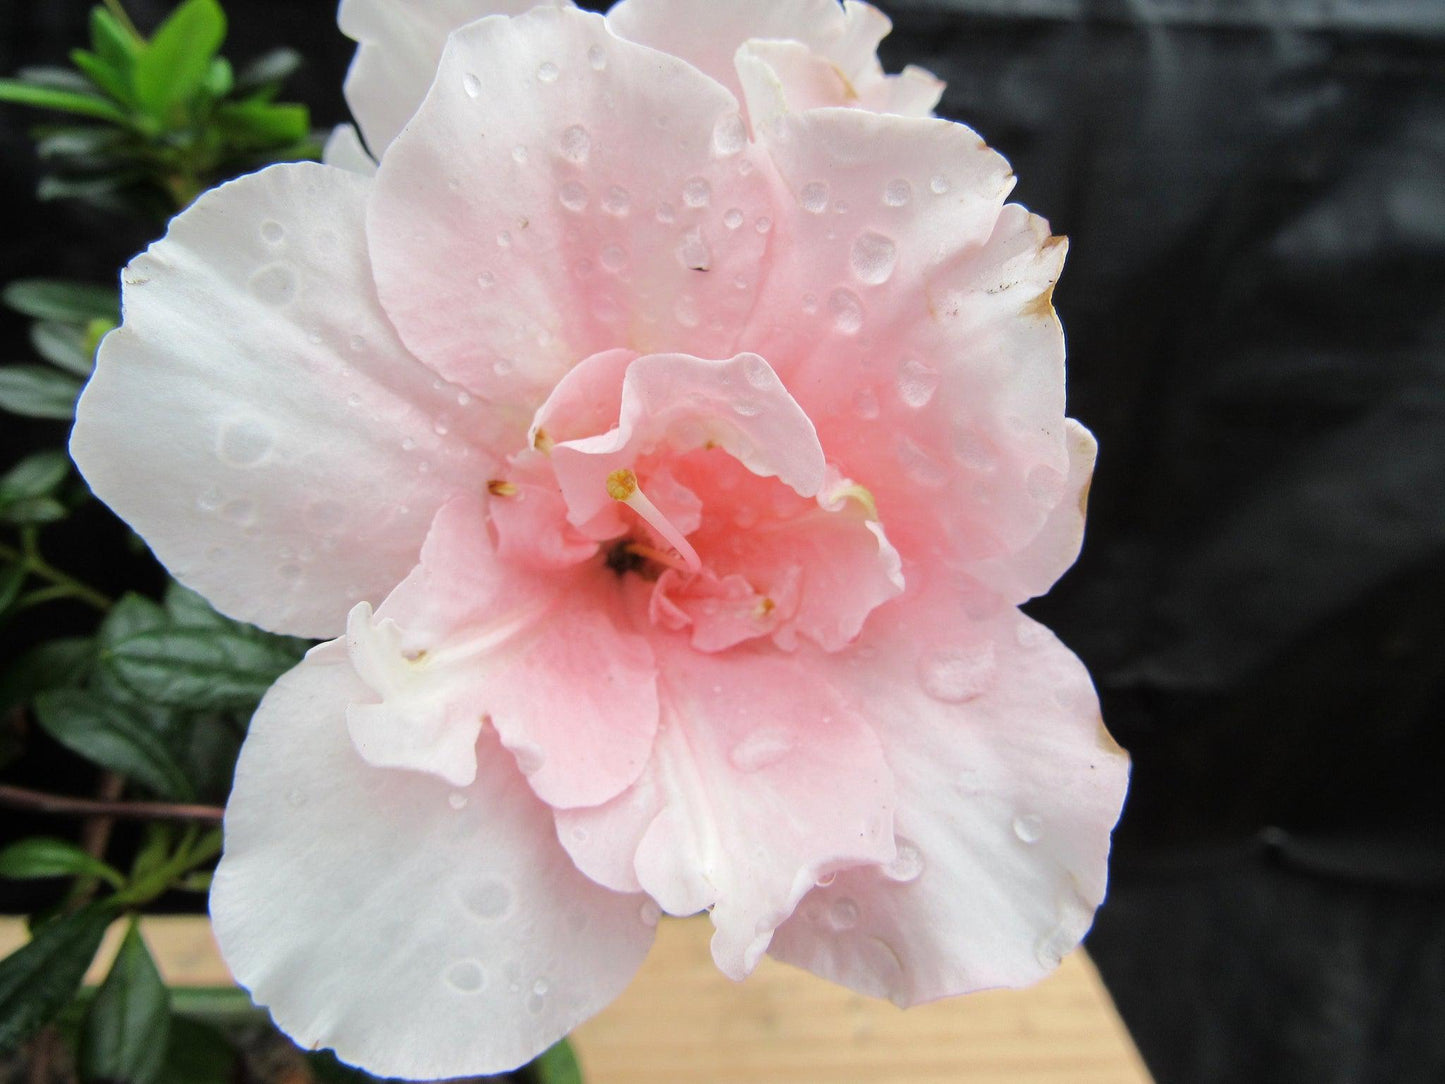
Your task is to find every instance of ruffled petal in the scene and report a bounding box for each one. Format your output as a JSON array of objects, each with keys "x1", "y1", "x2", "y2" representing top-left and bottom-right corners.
[
  {"x1": 766, "y1": 579, "x2": 1129, "y2": 1005},
  {"x1": 338, "y1": 0, "x2": 574, "y2": 159},
  {"x1": 211, "y1": 644, "x2": 655, "y2": 1079},
  {"x1": 350, "y1": 496, "x2": 658, "y2": 808},
  {"x1": 367, "y1": 7, "x2": 774, "y2": 409},
  {"x1": 71, "y1": 163, "x2": 497, "y2": 638},
  {"x1": 557, "y1": 627, "x2": 895, "y2": 980}
]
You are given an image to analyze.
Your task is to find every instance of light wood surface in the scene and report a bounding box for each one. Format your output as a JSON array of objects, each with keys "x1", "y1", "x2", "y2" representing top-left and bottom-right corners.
[{"x1": 2, "y1": 915, "x2": 1152, "y2": 1083}]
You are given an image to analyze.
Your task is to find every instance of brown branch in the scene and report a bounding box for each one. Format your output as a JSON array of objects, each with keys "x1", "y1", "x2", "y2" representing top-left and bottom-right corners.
[{"x1": 0, "y1": 782, "x2": 224, "y2": 825}]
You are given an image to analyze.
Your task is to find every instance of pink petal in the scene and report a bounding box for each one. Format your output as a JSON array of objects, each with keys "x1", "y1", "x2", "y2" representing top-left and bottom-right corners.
[
  {"x1": 367, "y1": 7, "x2": 773, "y2": 408},
  {"x1": 558, "y1": 627, "x2": 896, "y2": 979},
  {"x1": 338, "y1": 0, "x2": 574, "y2": 159},
  {"x1": 767, "y1": 579, "x2": 1129, "y2": 1004},
  {"x1": 548, "y1": 351, "x2": 827, "y2": 532},
  {"x1": 351, "y1": 496, "x2": 658, "y2": 808},
  {"x1": 70, "y1": 163, "x2": 497, "y2": 638},
  {"x1": 212, "y1": 644, "x2": 655, "y2": 1079}
]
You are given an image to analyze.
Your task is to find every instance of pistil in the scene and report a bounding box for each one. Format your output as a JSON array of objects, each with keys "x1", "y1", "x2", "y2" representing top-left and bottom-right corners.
[{"x1": 606, "y1": 468, "x2": 702, "y2": 572}]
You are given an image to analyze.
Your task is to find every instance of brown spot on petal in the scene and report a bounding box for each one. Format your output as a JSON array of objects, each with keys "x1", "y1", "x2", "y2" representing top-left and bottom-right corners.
[
  {"x1": 1096, "y1": 717, "x2": 1126, "y2": 757},
  {"x1": 1022, "y1": 280, "x2": 1058, "y2": 321},
  {"x1": 1077, "y1": 476, "x2": 1092, "y2": 519}
]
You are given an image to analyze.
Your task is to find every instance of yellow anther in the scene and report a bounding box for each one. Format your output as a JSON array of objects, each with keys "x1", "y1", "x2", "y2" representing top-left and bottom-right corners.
[
  {"x1": 487, "y1": 479, "x2": 519, "y2": 497},
  {"x1": 533, "y1": 427, "x2": 554, "y2": 454},
  {"x1": 606, "y1": 468, "x2": 639, "y2": 502}
]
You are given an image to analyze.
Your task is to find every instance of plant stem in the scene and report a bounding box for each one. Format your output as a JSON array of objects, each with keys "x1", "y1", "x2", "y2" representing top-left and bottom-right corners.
[
  {"x1": 0, "y1": 539, "x2": 114, "y2": 612},
  {"x1": 102, "y1": 0, "x2": 144, "y2": 42},
  {"x1": 0, "y1": 782, "x2": 224, "y2": 824}
]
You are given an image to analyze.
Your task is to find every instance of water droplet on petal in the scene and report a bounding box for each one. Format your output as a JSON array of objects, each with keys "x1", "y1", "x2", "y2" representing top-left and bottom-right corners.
[
  {"x1": 676, "y1": 228, "x2": 712, "y2": 271},
  {"x1": 286, "y1": 788, "x2": 306, "y2": 807},
  {"x1": 248, "y1": 264, "x2": 296, "y2": 306},
  {"x1": 536, "y1": 60, "x2": 559, "y2": 84},
  {"x1": 400, "y1": 436, "x2": 417, "y2": 451},
  {"x1": 815, "y1": 872, "x2": 837, "y2": 888},
  {"x1": 1013, "y1": 814, "x2": 1044, "y2": 843},
  {"x1": 850, "y1": 231, "x2": 898, "y2": 285},
  {"x1": 462, "y1": 876, "x2": 514, "y2": 920},
  {"x1": 919, "y1": 643, "x2": 996, "y2": 702},
  {"x1": 602, "y1": 185, "x2": 631, "y2": 216},
  {"x1": 655, "y1": 202, "x2": 676, "y2": 224},
  {"x1": 885, "y1": 839, "x2": 925, "y2": 882},
  {"x1": 742, "y1": 355, "x2": 773, "y2": 388},
  {"x1": 828, "y1": 288, "x2": 864, "y2": 334},
  {"x1": 197, "y1": 487, "x2": 223, "y2": 512},
  {"x1": 930, "y1": 174, "x2": 952, "y2": 195},
  {"x1": 896, "y1": 358, "x2": 940, "y2": 408},
  {"x1": 884, "y1": 178, "x2": 913, "y2": 207},
  {"x1": 754, "y1": 215, "x2": 773, "y2": 234},
  {"x1": 712, "y1": 112, "x2": 747, "y2": 157},
  {"x1": 513, "y1": 743, "x2": 546, "y2": 775},
  {"x1": 800, "y1": 181, "x2": 829, "y2": 213},
  {"x1": 732, "y1": 398, "x2": 762, "y2": 417},
  {"x1": 448, "y1": 792, "x2": 467, "y2": 810},
  {"x1": 673, "y1": 294, "x2": 700, "y2": 328},
  {"x1": 827, "y1": 897, "x2": 860, "y2": 931},
  {"x1": 682, "y1": 176, "x2": 712, "y2": 208},
  {"x1": 853, "y1": 387, "x2": 880, "y2": 420},
  {"x1": 259, "y1": 220, "x2": 284, "y2": 244},
  {"x1": 559, "y1": 124, "x2": 591, "y2": 163},
  {"x1": 445, "y1": 960, "x2": 485, "y2": 993},
  {"x1": 462, "y1": 72, "x2": 481, "y2": 98},
  {"x1": 896, "y1": 434, "x2": 950, "y2": 487},
  {"x1": 587, "y1": 44, "x2": 607, "y2": 70},
  {"x1": 601, "y1": 244, "x2": 627, "y2": 273},
  {"x1": 729, "y1": 728, "x2": 794, "y2": 772},
  {"x1": 217, "y1": 419, "x2": 275, "y2": 467},
  {"x1": 526, "y1": 991, "x2": 547, "y2": 1014},
  {"x1": 723, "y1": 207, "x2": 744, "y2": 230}
]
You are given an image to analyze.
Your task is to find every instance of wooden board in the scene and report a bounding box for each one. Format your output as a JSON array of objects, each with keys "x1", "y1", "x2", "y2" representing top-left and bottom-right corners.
[{"x1": 1, "y1": 915, "x2": 1152, "y2": 1083}]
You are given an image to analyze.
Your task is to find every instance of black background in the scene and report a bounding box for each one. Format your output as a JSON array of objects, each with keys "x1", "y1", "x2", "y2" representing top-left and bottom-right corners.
[{"x1": 2, "y1": 1, "x2": 1444, "y2": 1080}]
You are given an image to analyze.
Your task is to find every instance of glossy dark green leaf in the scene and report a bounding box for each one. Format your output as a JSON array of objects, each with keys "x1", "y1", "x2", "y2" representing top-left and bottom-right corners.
[
  {"x1": 0, "y1": 564, "x2": 23, "y2": 617},
  {"x1": 101, "y1": 593, "x2": 168, "y2": 645},
  {"x1": 162, "y1": 581, "x2": 231, "y2": 630},
  {"x1": 0, "y1": 904, "x2": 112, "y2": 1052},
  {"x1": 154, "y1": 1015, "x2": 236, "y2": 1084},
  {"x1": 2, "y1": 279, "x2": 119, "y2": 323},
  {"x1": 33, "y1": 689, "x2": 194, "y2": 799},
  {"x1": 234, "y1": 47, "x2": 302, "y2": 95},
  {"x1": 104, "y1": 627, "x2": 301, "y2": 713},
  {"x1": 80, "y1": 918, "x2": 171, "y2": 1084},
  {"x1": 0, "y1": 636, "x2": 94, "y2": 711},
  {"x1": 0, "y1": 838, "x2": 125, "y2": 888},
  {"x1": 0, "y1": 449, "x2": 70, "y2": 501},
  {"x1": 133, "y1": 0, "x2": 227, "y2": 117},
  {"x1": 0, "y1": 79, "x2": 127, "y2": 123},
  {"x1": 0, "y1": 496, "x2": 68, "y2": 526},
  {"x1": 30, "y1": 320, "x2": 96, "y2": 375},
  {"x1": 530, "y1": 1038, "x2": 585, "y2": 1084},
  {"x1": 0, "y1": 364, "x2": 83, "y2": 419}
]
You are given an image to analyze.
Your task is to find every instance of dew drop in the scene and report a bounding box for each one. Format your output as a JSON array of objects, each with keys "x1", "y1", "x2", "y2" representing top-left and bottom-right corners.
[
  {"x1": 197, "y1": 487, "x2": 222, "y2": 512},
  {"x1": 852, "y1": 387, "x2": 880, "y2": 420},
  {"x1": 477, "y1": 270, "x2": 496, "y2": 288},
  {"x1": 673, "y1": 294, "x2": 700, "y2": 328},
  {"x1": 259, "y1": 220, "x2": 284, "y2": 244},
  {"x1": 682, "y1": 176, "x2": 712, "y2": 208},
  {"x1": 954, "y1": 431, "x2": 996, "y2": 471},
  {"x1": 348, "y1": 334, "x2": 366, "y2": 352},
  {"x1": 513, "y1": 743, "x2": 546, "y2": 775},
  {"x1": 493, "y1": 358, "x2": 516, "y2": 377},
  {"x1": 496, "y1": 229, "x2": 512, "y2": 248},
  {"x1": 754, "y1": 215, "x2": 773, "y2": 234},
  {"x1": 884, "y1": 840, "x2": 925, "y2": 883},
  {"x1": 462, "y1": 876, "x2": 514, "y2": 920},
  {"x1": 729, "y1": 728, "x2": 793, "y2": 772},
  {"x1": 559, "y1": 124, "x2": 591, "y2": 163},
  {"x1": 600, "y1": 244, "x2": 627, "y2": 273},
  {"x1": 532, "y1": 978, "x2": 551, "y2": 998},
  {"x1": 445, "y1": 960, "x2": 485, "y2": 993},
  {"x1": 742, "y1": 354, "x2": 773, "y2": 389},
  {"x1": 1013, "y1": 814, "x2": 1044, "y2": 844},
  {"x1": 929, "y1": 174, "x2": 952, "y2": 195},
  {"x1": 801, "y1": 292, "x2": 819, "y2": 315},
  {"x1": 536, "y1": 60, "x2": 559, "y2": 84},
  {"x1": 850, "y1": 231, "x2": 898, "y2": 285},
  {"x1": 799, "y1": 181, "x2": 829, "y2": 213},
  {"x1": 448, "y1": 792, "x2": 467, "y2": 810},
  {"x1": 457, "y1": 391, "x2": 472, "y2": 406},
  {"x1": 345, "y1": 392, "x2": 361, "y2": 409},
  {"x1": 676, "y1": 228, "x2": 712, "y2": 271},
  {"x1": 286, "y1": 788, "x2": 306, "y2": 807},
  {"x1": 896, "y1": 358, "x2": 940, "y2": 408},
  {"x1": 526, "y1": 991, "x2": 546, "y2": 1014},
  {"x1": 828, "y1": 288, "x2": 864, "y2": 334},
  {"x1": 217, "y1": 419, "x2": 275, "y2": 467},
  {"x1": 883, "y1": 178, "x2": 913, "y2": 207},
  {"x1": 722, "y1": 207, "x2": 744, "y2": 230},
  {"x1": 732, "y1": 398, "x2": 762, "y2": 417},
  {"x1": 655, "y1": 201, "x2": 677, "y2": 224},
  {"x1": 712, "y1": 112, "x2": 747, "y2": 157},
  {"x1": 639, "y1": 899, "x2": 662, "y2": 927},
  {"x1": 400, "y1": 436, "x2": 417, "y2": 451},
  {"x1": 602, "y1": 185, "x2": 631, "y2": 216},
  {"x1": 587, "y1": 44, "x2": 607, "y2": 70},
  {"x1": 462, "y1": 72, "x2": 481, "y2": 98},
  {"x1": 248, "y1": 264, "x2": 296, "y2": 306},
  {"x1": 827, "y1": 897, "x2": 859, "y2": 931}
]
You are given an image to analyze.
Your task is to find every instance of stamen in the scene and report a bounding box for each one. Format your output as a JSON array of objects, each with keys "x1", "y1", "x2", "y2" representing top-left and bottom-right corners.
[
  {"x1": 606, "y1": 468, "x2": 702, "y2": 572},
  {"x1": 624, "y1": 542, "x2": 693, "y2": 574},
  {"x1": 487, "y1": 479, "x2": 519, "y2": 497}
]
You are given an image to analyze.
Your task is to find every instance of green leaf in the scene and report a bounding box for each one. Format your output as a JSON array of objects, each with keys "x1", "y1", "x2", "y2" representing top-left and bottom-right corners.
[
  {"x1": 31, "y1": 321, "x2": 97, "y2": 376},
  {"x1": 0, "y1": 79, "x2": 127, "y2": 123},
  {"x1": 162, "y1": 581, "x2": 231, "y2": 629},
  {"x1": 133, "y1": 0, "x2": 227, "y2": 118},
  {"x1": 201, "y1": 56, "x2": 232, "y2": 99},
  {"x1": 104, "y1": 627, "x2": 301, "y2": 713},
  {"x1": 0, "y1": 496, "x2": 68, "y2": 526},
  {"x1": 234, "y1": 48, "x2": 301, "y2": 95},
  {"x1": 14, "y1": 67, "x2": 96, "y2": 93},
  {"x1": 0, "y1": 838, "x2": 125, "y2": 888},
  {"x1": 0, "y1": 636, "x2": 95, "y2": 712},
  {"x1": 0, "y1": 904, "x2": 113, "y2": 1051},
  {"x1": 101, "y1": 593, "x2": 168, "y2": 644},
  {"x1": 68, "y1": 49, "x2": 132, "y2": 107},
  {"x1": 215, "y1": 99, "x2": 308, "y2": 148},
  {"x1": 154, "y1": 1015, "x2": 236, "y2": 1084},
  {"x1": 0, "y1": 564, "x2": 24, "y2": 617},
  {"x1": 3, "y1": 279, "x2": 118, "y2": 323},
  {"x1": 0, "y1": 364, "x2": 83, "y2": 419},
  {"x1": 35, "y1": 125, "x2": 125, "y2": 167},
  {"x1": 90, "y1": 8, "x2": 142, "y2": 68},
  {"x1": 0, "y1": 449, "x2": 71, "y2": 501},
  {"x1": 80, "y1": 918, "x2": 171, "y2": 1084},
  {"x1": 33, "y1": 689, "x2": 194, "y2": 799},
  {"x1": 530, "y1": 1039, "x2": 585, "y2": 1084}
]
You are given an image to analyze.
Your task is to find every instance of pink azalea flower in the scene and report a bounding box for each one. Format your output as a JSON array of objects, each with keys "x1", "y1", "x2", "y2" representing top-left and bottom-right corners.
[{"x1": 70, "y1": 1, "x2": 1129, "y2": 1078}]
